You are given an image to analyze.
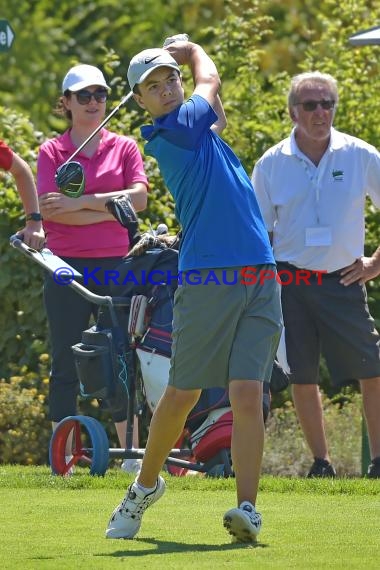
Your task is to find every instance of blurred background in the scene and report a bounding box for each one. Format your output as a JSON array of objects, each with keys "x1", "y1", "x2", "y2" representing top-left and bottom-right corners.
[{"x1": 1, "y1": 0, "x2": 379, "y2": 472}]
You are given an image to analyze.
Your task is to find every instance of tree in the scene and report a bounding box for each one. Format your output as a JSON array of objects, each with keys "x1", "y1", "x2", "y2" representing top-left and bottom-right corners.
[
  {"x1": 0, "y1": 106, "x2": 46, "y2": 376},
  {"x1": 0, "y1": 0, "x2": 225, "y2": 133},
  {"x1": 1, "y1": 0, "x2": 380, "y2": 376}
]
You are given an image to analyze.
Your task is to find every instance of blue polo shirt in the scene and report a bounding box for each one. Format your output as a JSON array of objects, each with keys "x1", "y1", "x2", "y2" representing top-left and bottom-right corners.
[{"x1": 141, "y1": 94, "x2": 274, "y2": 271}]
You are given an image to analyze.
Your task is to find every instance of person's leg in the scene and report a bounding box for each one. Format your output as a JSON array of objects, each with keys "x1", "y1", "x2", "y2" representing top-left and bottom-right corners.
[
  {"x1": 291, "y1": 383, "x2": 330, "y2": 461},
  {"x1": 47, "y1": 257, "x2": 125, "y2": 453},
  {"x1": 223, "y1": 379, "x2": 265, "y2": 543},
  {"x1": 360, "y1": 376, "x2": 380, "y2": 462},
  {"x1": 106, "y1": 386, "x2": 200, "y2": 539},
  {"x1": 44, "y1": 270, "x2": 93, "y2": 457},
  {"x1": 106, "y1": 266, "x2": 279, "y2": 541},
  {"x1": 117, "y1": 416, "x2": 143, "y2": 474},
  {"x1": 91, "y1": 257, "x2": 138, "y2": 465},
  {"x1": 306, "y1": 278, "x2": 380, "y2": 476},
  {"x1": 316, "y1": 281, "x2": 380, "y2": 475},
  {"x1": 224, "y1": 266, "x2": 282, "y2": 542},
  {"x1": 279, "y1": 265, "x2": 335, "y2": 475},
  {"x1": 115, "y1": 416, "x2": 139, "y2": 448},
  {"x1": 138, "y1": 386, "x2": 200, "y2": 487},
  {"x1": 228, "y1": 379, "x2": 264, "y2": 506}
]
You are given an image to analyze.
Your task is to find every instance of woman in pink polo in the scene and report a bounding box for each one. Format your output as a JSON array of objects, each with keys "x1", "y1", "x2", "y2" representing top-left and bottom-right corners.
[{"x1": 37, "y1": 64, "x2": 148, "y2": 471}]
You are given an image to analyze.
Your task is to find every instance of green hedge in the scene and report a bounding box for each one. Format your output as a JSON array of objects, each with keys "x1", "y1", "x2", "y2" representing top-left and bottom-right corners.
[
  {"x1": 0, "y1": 106, "x2": 48, "y2": 377},
  {"x1": 0, "y1": 357, "x2": 128, "y2": 465},
  {"x1": 0, "y1": 363, "x2": 362, "y2": 475},
  {"x1": 2, "y1": 0, "x2": 380, "y2": 465}
]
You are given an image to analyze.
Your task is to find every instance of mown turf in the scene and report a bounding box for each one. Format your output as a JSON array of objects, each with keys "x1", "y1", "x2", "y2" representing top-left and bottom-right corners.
[{"x1": 0, "y1": 466, "x2": 378, "y2": 569}]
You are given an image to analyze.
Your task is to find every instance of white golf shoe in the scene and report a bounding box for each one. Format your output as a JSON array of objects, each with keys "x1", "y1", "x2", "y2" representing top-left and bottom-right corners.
[
  {"x1": 223, "y1": 501, "x2": 262, "y2": 543},
  {"x1": 106, "y1": 476, "x2": 166, "y2": 539}
]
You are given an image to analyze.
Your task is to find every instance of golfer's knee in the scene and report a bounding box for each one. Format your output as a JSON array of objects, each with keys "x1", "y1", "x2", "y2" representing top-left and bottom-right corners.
[
  {"x1": 229, "y1": 379, "x2": 263, "y2": 415},
  {"x1": 162, "y1": 385, "x2": 200, "y2": 415}
]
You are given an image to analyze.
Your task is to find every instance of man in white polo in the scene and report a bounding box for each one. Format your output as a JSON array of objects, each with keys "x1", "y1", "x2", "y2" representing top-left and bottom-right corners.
[{"x1": 252, "y1": 71, "x2": 380, "y2": 478}]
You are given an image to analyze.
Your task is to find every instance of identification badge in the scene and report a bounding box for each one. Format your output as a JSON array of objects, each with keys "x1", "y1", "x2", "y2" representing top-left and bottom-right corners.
[{"x1": 305, "y1": 226, "x2": 332, "y2": 246}]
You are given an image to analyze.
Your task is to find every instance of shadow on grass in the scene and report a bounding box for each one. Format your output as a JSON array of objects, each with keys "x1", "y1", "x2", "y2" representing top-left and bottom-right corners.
[
  {"x1": 98, "y1": 537, "x2": 269, "y2": 556},
  {"x1": 28, "y1": 541, "x2": 268, "y2": 563}
]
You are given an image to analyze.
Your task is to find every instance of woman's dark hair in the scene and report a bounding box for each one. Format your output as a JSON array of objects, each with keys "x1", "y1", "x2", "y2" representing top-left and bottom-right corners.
[{"x1": 54, "y1": 90, "x2": 72, "y2": 122}]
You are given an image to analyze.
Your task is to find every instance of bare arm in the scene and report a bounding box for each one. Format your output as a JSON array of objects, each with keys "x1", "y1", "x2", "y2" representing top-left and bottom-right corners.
[
  {"x1": 80, "y1": 182, "x2": 148, "y2": 212},
  {"x1": 10, "y1": 152, "x2": 45, "y2": 249},
  {"x1": 339, "y1": 246, "x2": 380, "y2": 286},
  {"x1": 210, "y1": 94, "x2": 227, "y2": 135},
  {"x1": 10, "y1": 153, "x2": 39, "y2": 214},
  {"x1": 39, "y1": 182, "x2": 147, "y2": 222},
  {"x1": 165, "y1": 41, "x2": 221, "y2": 107}
]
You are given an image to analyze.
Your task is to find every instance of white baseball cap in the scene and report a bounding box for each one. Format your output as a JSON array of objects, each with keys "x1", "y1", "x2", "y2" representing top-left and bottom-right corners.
[
  {"x1": 127, "y1": 48, "x2": 180, "y2": 91},
  {"x1": 62, "y1": 64, "x2": 109, "y2": 93}
]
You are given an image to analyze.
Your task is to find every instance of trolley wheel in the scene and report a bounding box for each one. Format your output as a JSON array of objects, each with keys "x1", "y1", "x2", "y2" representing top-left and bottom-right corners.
[{"x1": 49, "y1": 415, "x2": 109, "y2": 476}]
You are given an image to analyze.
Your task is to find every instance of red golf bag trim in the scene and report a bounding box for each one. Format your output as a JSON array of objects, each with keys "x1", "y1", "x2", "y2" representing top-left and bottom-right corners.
[{"x1": 190, "y1": 410, "x2": 233, "y2": 463}]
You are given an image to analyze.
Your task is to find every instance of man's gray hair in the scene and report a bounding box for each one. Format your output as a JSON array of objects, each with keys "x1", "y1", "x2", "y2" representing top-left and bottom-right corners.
[{"x1": 288, "y1": 72, "x2": 339, "y2": 107}]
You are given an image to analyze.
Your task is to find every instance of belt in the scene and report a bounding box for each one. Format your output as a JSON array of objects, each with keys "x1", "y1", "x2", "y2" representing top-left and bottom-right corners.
[{"x1": 276, "y1": 261, "x2": 344, "y2": 278}]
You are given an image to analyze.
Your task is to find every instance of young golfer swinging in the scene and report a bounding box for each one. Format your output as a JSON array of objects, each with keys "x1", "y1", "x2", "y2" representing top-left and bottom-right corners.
[{"x1": 106, "y1": 39, "x2": 282, "y2": 544}]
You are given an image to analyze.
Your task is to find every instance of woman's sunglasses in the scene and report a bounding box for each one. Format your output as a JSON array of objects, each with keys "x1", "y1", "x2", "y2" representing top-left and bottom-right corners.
[
  {"x1": 295, "y1": 100, "x2": 335, "y2": 112},
  {"x1": 74, "y1": 89, "x2": 108, "y2": 105}
]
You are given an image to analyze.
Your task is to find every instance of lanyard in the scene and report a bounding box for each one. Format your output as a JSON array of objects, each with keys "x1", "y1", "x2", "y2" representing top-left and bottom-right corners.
[{"x1": 297, "y1": 154, "x2": 329, "y2": 224}]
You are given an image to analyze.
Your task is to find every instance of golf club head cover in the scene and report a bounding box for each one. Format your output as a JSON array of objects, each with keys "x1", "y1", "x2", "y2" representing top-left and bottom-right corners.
[
  {"x1": 105, "y1": 194, "x2": 141, "y2": 247},
  {"x1": 55, "y1": 161, "x2": 85, "y2": 198}
]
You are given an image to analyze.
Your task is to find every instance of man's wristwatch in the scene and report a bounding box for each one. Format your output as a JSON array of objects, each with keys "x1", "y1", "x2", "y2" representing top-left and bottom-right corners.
[{"x1": 26, "y1": 212, "x2": 43, "y2": 221}]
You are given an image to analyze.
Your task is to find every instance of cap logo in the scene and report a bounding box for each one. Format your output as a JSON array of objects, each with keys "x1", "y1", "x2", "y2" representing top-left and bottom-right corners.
[{"x1": 144, "y1": 55, "x2": 161, "y2": 64}]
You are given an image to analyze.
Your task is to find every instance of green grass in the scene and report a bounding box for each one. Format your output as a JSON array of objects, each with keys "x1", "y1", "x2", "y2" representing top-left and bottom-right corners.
[{"x1": 0, "y1": 466, "x2": 379, "y2": 569}]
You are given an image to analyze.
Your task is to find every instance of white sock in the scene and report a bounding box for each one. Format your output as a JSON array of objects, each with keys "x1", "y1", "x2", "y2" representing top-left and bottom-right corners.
[
  {"x1": 240, "y1": 501, "x2": 255, "y2": 510},
  {"x1": 135, "y1": 478, "x2": 156, "y2": 493}
]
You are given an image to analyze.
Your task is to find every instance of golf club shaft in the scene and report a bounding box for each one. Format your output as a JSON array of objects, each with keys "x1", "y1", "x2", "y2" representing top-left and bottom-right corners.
[
  {"x1": 62, "y1": 35, "x2": 187, "y2": 166},
  {"x1": 64, "y1": 90, "x2": 134, "y2": 165}
]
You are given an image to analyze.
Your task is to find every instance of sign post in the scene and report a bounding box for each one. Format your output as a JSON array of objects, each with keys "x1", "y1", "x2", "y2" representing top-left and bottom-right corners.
[{"x1": 0, "y1": 19, "x2": 15, "y2": 52}]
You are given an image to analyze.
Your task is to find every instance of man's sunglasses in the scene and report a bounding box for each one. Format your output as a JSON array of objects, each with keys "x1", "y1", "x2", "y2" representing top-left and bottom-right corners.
[
  {"x1": 74, "y1": 89, "x2": 108, "y2": 105},
  {"x1": 295, "y1": 99, "x2": 335, "y2": 112}
]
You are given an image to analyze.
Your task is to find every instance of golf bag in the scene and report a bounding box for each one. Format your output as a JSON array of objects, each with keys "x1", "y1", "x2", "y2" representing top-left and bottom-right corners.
[{"x1": 110, "y1": 237, "x2": 282, "y2": 470}]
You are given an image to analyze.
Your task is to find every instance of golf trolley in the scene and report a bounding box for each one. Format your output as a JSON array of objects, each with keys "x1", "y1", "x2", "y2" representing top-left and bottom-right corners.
[{"x1": 10, "y1": 235, "x2": 248, "y2": 478}]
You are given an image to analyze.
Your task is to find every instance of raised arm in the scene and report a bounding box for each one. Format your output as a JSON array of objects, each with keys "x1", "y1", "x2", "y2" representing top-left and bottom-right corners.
[
  {"x1": 165, "y1": 42, "x2": 221, "y2": 107},
  {"x1": 210, "y1": 95, "x2": 227, "y2": 135}
]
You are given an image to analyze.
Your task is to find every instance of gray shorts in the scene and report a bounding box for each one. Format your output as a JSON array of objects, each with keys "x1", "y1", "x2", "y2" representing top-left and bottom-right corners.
[
  {"x1": 168, "y1": 265, "x2": 283, "y2": 390},
  {"x1": 278, "y1": 262, "x2": 380, "y2": 387}
]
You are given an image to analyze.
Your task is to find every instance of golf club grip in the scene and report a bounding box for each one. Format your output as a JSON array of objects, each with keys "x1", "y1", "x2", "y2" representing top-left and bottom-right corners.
[
  {"x1": 163, "y1": 33, "x2": 189, "y2": 46},
  {"x1": 64, "y1": 90, "x2": 134, "y2": 165}
]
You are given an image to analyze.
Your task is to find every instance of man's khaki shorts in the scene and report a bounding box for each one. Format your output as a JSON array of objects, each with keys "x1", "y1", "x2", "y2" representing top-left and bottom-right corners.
[{"x1": 168, "y1": 265, "x2": 283, "y2": 390}]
